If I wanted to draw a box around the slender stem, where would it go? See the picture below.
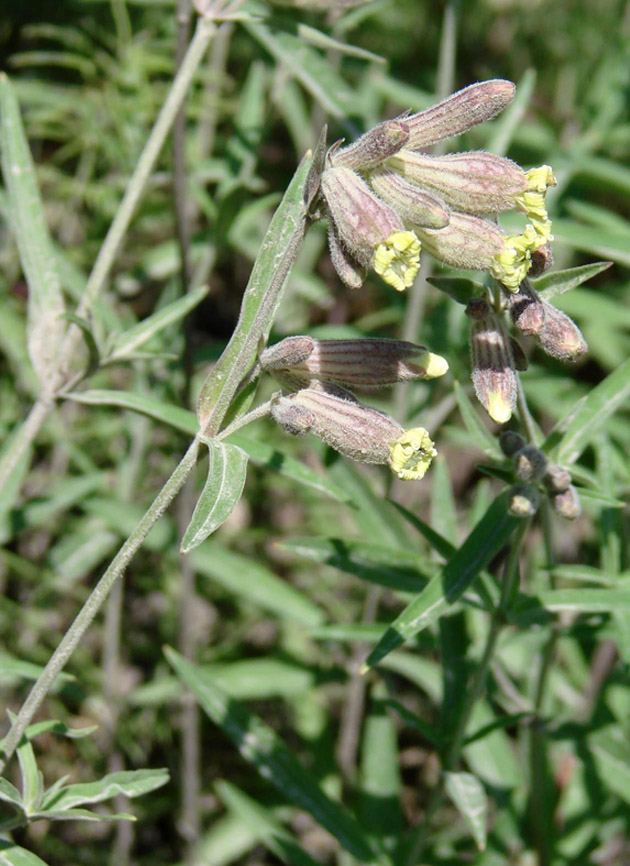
[0,394,54,491]
[0,438,200,772]
[0,15,217,495]
[216,398,275,440]
[405,518,529,866]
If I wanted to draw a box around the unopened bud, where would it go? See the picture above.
[321,166,421,292]
[552,485,581,520]
[270,387,435,480]
[543,464,572,495]
[387,150,528,215]
[260,336,448,390]
[468,299,517,424]
[513,445,547,483]
[499,430,526,457]
[404,80,516,150]
[508,484,540,518]
[369,168,451,229]
[508,282,546,336]
[329,119,409,171]
[538,302,588,361]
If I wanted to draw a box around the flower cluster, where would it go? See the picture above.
[318,80,557,294]
[500,431,582,520]
[262,337,446,480]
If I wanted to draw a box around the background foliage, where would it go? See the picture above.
[1,1,630,865]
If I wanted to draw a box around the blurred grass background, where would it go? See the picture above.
[1,1,630,865]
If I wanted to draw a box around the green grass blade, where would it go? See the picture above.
[546,357,630,464]
[279,536,434,592]
[444,771,487,851]
[364,492,520,669]
[192,544,326,627]
[165,648,382,865]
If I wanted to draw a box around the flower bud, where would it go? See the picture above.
[369,168,451,229]
[552,485,581,520]
[513,445,547,483]
[404,80,516,150]
[508,484,540,518]
[499,430,526,457]
[543,464,572,495]
[537,302,588,361]
[386,150,528,215]
[467,299,517,424]
[260,336,448,390]
[321,166,421,292]
[270,387,436,480]
[329,119,410,171]
[508,282,546,336]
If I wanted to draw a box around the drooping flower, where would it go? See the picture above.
[270,385,436,480]
[467,297,518,424]
[260,336,448,391]
[320,166,421,291]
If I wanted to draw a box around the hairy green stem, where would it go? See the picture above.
[0,438,200,772]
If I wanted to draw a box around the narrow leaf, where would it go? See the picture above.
[0,73,65,386]
[41,769,169,811]
[546,357,630,464]
[165,648,380,865]
[65,390,198,435]
[444,772,488,850]
[279,536,434,592]
[217,781,322,866]
[0,841,51,866]
[180,441,249,552]
[364,492,519,669]
[534,261,612,299]
[108,284,209,360]
[192,544,326,627]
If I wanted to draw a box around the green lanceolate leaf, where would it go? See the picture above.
[279,536,434,592]
[180,440,249,552]
[546,356,630,464]
[192,544,326,627]
[444,771,488,851]
[0,73,65,388]
[534,261,612,299]
[217,781,322,866]
[364,491,520,669]
[107,284,209,361]
[64,390,198,435]
[165,648,382,865]
[426,276,485,305]
[0,841,51,866]
[40,769,169,811]
[196,145,315,433]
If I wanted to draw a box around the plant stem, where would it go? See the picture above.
[405,518,529,866]
[0,438,200,773]
[216,398,275,440]
[0,15,216,497]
